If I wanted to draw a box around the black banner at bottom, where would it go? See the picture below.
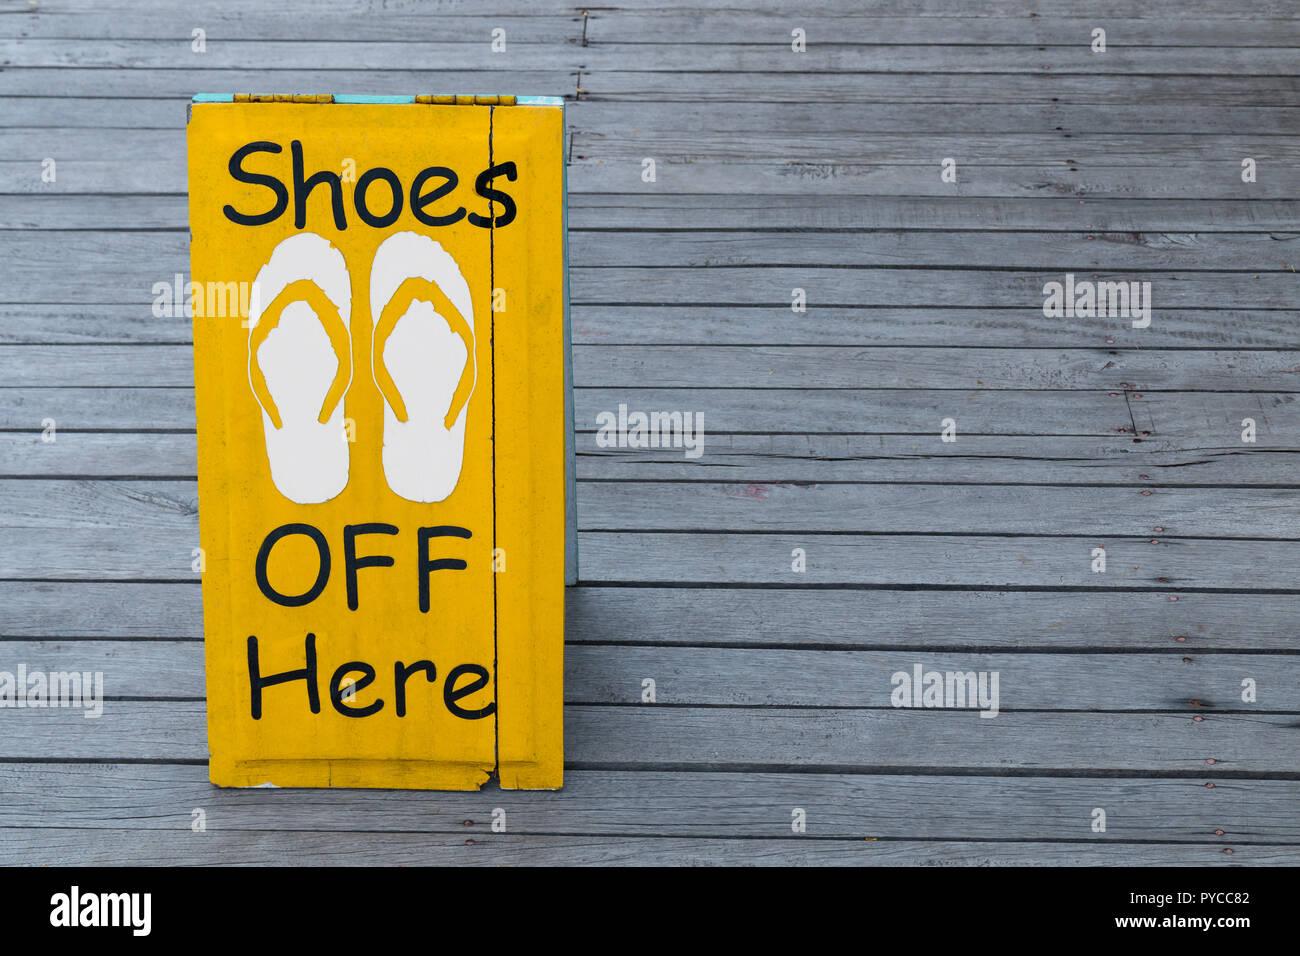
[0,864,1281,942]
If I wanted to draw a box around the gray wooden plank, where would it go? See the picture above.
[6,301,1300,350]
[13,97,1300,136]
[4,155,1293,199]
[0,431,198,475]
[6,431,1298,486]
[569,587,1300,651]
[576,101,1300,134]
[0,67,578,100]
[7,68,1300,106]
[571,0,1300,20]
[576,131,1300,165]
[571,163,1298,199]
[9,8,1300,47]
[3,0,580,12]
[572,230,1300,271]
[571,347,1300,392]
[0,305,194,345]
[1,13,581,42]
[9,126,1300,165]
[8,194,1300,233]
[0,829,1282,866]
[3,388,1293,443]
[564,195,1300,232]
[7,38,1299,74]
[585,12,1300,47]
[3,230,1297,304]
[567,306,1300,349]
[577,436,1300,484]
[7,344,1300,392]
[569,648,1297,711]
[569,269,1300,308]
[8,0,1296,16]
[12,224,1300,271]
[6,514,1300,587]
[5,477,1300,543]
[3,700,1292,772]
[13,638,1295,711]
[11,96,1300,140]
[577,483,1300,537]
[5,582,1296,652]
[0,763,1289,842]
[583,71,1300,105]
[577,532,1300,589]
[0,38,594,70]
[0,387,197,430]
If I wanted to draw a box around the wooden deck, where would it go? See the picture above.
[2,0,1299,865]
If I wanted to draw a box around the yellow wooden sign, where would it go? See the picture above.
[187,95,568,790]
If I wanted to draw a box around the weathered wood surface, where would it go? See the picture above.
[11,99,1300,135]
[11,224,1300,271]
[4,301,1299,349]
[8,639,1296,712]
[10,38,1300,74]
[0,701,1291,775]
[0,0,1297,866]
[10,69,1300,107]
[0,764,1292,843]
[6,831,1287,867]
[3,582,1295,650]
[4,432,1300,485]
[7,194,1300,232]
[3,478,1300,540]
[4,388,1293,443]
[9,344,1300,392]
[5,155,1296,198]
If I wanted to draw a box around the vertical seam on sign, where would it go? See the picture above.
[488,104,499,783]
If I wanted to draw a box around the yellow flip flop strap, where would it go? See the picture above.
[372,277,476,429]
[248,279,352,430]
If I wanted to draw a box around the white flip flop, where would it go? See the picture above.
[369,231,476,504]
[247,233,353,504]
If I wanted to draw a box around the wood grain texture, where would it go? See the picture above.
[4,582,1297,651]
[13,99,1300,135]
[0,582,1296,654]
[1,0,1295,865]
[5,431,1298,485]
[7,38,1300,74]
[2,830,1285,867]
[0,763,1290,842]
[8,344,1300,392]
[7,155,1300,199]
[1,701,1291,775]
[7,638,1293,711]
[4,388,1297,445]
[5,479,1300,585]
[8,194,1300,232]
[577,532,1300,588]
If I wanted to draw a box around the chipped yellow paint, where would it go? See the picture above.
[188,99,565,790]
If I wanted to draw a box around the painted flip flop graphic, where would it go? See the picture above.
[247,233,353,504]
[370,231,477,503]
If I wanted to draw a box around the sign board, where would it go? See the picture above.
[187,94,571,790]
